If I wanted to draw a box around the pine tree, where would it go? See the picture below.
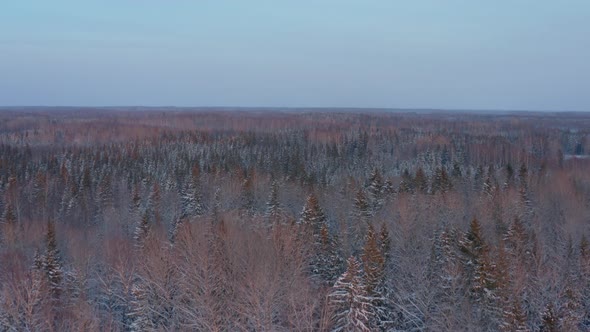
[240,176,255,214]
[129,183,141,215]
[300,193,342,282]
[383,179,394,196]
[362,224,394,330]
[431,167,452,194]
[368,168,384,211]
[328,256,374,332]
[128,279,152,331]
[169,215,184,244]
[362,224,384,295]
[317,224,344,283]
[180,180,205,219]
[414,168,428,194]
[559,286,582,331]
[134,212,150,250]
[379,223,392,264]
[211,188,221,224]
[299,193,327,235]
[3,202,16,225]
[504,163,514,187]
[354,189,372,222]
[398,169,414,194]
[501,299,528,332]
[452,162,462,178]
[539,303,558,332]
[459,218,500,327]
[265,180,282,223]
[147,182,161,225]
[44,220,63,299]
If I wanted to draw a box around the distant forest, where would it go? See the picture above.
[0,109,589,331]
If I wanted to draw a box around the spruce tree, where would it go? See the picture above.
[180,180,204,219]
[240,176,255,214]
[299,193,327,235]
[414,168,428,194]
[265,180,282,223]
[354,189,372,221]
[44,220,63,299]
[539,303,558,332]
[362,224,384,295]
[134,212,150,250]
[328,256,374,332]
[367,168,384,211]
[398,169,414,194]
[459,218,500,327]
[379,223,392,264]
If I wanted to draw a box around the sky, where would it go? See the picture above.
[1,1,589,111]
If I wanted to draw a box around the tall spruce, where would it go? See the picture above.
[328,256,374,332]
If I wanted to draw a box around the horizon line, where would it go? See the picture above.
[0,105,588,114]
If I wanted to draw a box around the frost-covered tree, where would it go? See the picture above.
[539,303,558,332]
[353,189,371,222]
[180,180,205,219]
[265,180,282,223]
[398,169,414,194]
[414,167,429,194]
[299,193,327,235]
[328,256,374,332]
[128,279,152,332]
[299,193,342,282]
[459,218,500,328]
[44,220,63,299]
[362,224,384,295]
[134,212,150,250]
[379,223,392,265]
[367,168,384,211]
[240,176,255,215]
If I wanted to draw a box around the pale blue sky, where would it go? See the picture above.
[1,1,589,110]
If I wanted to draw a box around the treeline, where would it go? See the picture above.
[0,110,589,331]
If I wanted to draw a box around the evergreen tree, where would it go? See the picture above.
[317,224,344,283]
[501,299,528,332]
[354,189,372,222]
[129,183,141,215]
[240,176,255,214]
[44,220,63,299]
[211,188,221,224]
[398,169,414,194]
[328,256,374,332]
[367,168,384,211]
[452,162,462,178]
[459,218,500,328]
[128,279,152,332]
[134,212,150,250]
[414,168,428,194]
[432,167,452,194]
[362,224,384,295]
[265,180,282,223]
[300,193,342,282]
[180,180,205,219]
[299,193,327,235]
[3,202,16,225]
[539,303,558,332]
[379,223,392,264]
[362,224,395,330]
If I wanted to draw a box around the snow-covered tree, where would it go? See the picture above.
[265,180,282,223]
[328,256,374,332]
[367,168,384,211]
[44,220,63,299]
[180,180,205,219]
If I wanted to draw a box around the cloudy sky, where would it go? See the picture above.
[1,1,589,111]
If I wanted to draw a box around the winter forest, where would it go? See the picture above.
[0,108,589,331]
